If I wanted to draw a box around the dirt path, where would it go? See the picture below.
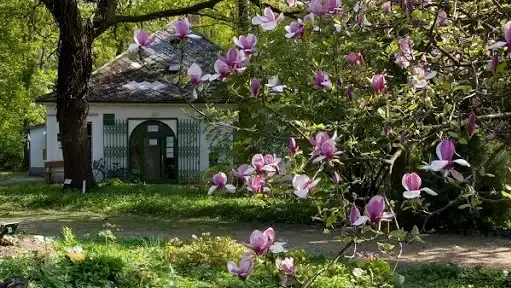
[3,211,511,269]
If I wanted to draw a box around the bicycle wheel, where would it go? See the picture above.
[92,168,105,182]
[115,168,135,182]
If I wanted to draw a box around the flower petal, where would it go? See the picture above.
[449,169,464,181]
[352,215,369,226]
[420,187,438,196]
[403,190,421,199]
[225,184,236,193]
[487,41,507,50]
[430,160,450,171]
[294,189,308,198]
[453,159,470,167]
[207,185,217,195]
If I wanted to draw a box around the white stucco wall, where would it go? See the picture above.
[44,103,233,173]
[29,126,46,169]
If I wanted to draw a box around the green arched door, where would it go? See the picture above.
[129,120,177,183]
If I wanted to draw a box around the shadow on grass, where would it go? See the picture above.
[0,183,316,224]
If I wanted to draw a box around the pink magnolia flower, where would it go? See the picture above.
[218,48,248,72]
[227,253,254,280]
[244,228,275,255]
[349,205,362,226]
[331,171,340,185]
[252,7,284,31]
[421,139,470,181]
[410,66,437,89]
[276,257,295,275]
[208,172,236,195]
[352,195,394,226]
[232,164,255,180]
[285,19,305,39]
[187,63,210,85]
[172,18,201,40]
[266,76,287,93]
[491,54,499,73]
[399,37,414,55]
[134,30,155,47]
[289,137,298,156]
[371,74,386,94]
[347,85,354,101]
[355,13,371,26]
[292,174,320,198]
[309,0,341,15]
[383,123,390,136]
[382,1,391,13]
[311,132,341,164]
[288,0,298,7]
[251,154,266,173]
[438,11,448,27]
[402,172,437,199]
[345,52,363,65]
[250,79,261,97]
[466,112,478,136]
[234,34,257,54]
[213,59,231,80]
[264,154,281,172]
[395,55,411,69]
[313,71,332,89]
[128,30,156,52]
[487,21,511,50]
[246,175,270,193]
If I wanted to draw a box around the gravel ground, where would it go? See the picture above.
[3,211,511,268]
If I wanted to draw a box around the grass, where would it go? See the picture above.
[1,229,508,288]
[397,263,511,288]
[0,183,317,224]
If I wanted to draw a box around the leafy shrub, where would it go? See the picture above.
[165,233,247,268]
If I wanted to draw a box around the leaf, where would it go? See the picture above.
[501,191,511,199]
[411,225,420,237]
[458,138,468,144]
[377,107,386,118]
[505,184,511,191]
[388,229,408,241]
[458,204,471,210]
[393,273,406,285]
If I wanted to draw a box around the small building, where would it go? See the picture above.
[28,124,46,176]
[34,26,234,183]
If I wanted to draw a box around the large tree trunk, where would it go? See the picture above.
[56,22,96,190]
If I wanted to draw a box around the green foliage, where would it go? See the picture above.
[398,263,510,288]
[165,233,246,268]
[3,228,488,288]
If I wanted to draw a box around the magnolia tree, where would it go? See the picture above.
[131,0,511,285]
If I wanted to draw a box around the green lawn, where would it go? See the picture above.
[0,183,317,224]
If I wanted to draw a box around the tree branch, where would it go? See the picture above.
[249,0,301,18]
[112,0,224,24]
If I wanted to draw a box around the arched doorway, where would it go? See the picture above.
[129,120,177,183]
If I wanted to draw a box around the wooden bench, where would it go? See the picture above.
[44,161,64,184]
[0,222,19,240]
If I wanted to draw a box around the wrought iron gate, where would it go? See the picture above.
[103,119,128,171]
[178,119,201,184]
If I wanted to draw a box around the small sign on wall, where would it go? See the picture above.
[149,139,158,146]
[147,125,159,132]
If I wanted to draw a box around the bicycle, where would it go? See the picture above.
[92,158,136,182]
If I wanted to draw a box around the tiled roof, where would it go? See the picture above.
[37,25,229,104]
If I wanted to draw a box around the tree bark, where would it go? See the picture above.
[56,23,96,190]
